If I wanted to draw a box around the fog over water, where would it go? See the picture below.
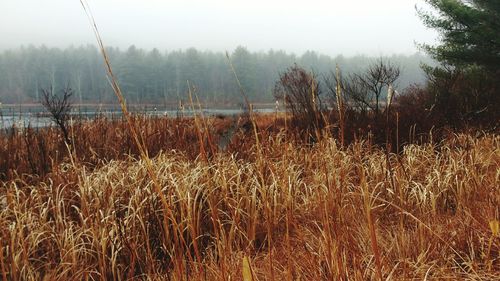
[0,0,438,56]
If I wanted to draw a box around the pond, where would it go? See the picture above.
[0,105,277,129]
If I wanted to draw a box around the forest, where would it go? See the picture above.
[0,45,433,105]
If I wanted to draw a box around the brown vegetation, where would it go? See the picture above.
[0,115,242,183]
[1,3,497,278]
[0,116,498,280]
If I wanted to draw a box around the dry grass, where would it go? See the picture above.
[0,115,241,182]
[0,129,498,280]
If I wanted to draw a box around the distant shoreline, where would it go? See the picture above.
[0,102,277,109]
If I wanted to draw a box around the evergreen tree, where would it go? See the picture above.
[418,0,500,72]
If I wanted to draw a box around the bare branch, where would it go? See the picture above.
[40,87,73,144]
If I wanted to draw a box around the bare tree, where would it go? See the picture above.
[40,87,73,144]
[328,59,400,118]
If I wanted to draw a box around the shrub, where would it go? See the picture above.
[273,65,324,139]
[424,65,500,129]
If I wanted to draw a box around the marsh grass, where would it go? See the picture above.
[0,131,498,280]
[0,116,236,182]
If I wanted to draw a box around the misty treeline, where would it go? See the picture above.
[0,45,433,105]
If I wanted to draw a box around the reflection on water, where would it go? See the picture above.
[0,115,53,129]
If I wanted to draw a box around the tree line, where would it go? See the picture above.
[0,45,433,105]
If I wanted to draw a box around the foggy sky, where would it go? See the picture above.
[0,0,438,56]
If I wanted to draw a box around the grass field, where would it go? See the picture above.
[0,118,498,280]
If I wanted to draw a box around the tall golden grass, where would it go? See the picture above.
[0,130,498,280]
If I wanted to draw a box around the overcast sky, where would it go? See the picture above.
[0,0,438,56]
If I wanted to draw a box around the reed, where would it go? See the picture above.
[0,130,497,280]
[336,64,345,147]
